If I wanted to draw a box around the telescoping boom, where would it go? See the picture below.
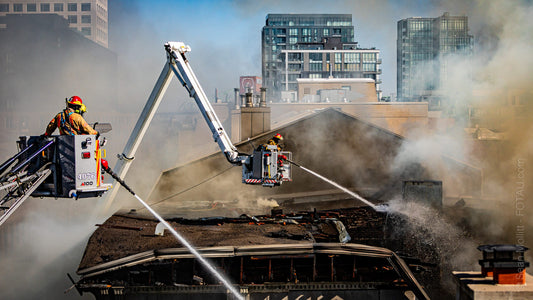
[164,42,245,165]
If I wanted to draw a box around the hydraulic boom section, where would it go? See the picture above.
[165,42,244,165]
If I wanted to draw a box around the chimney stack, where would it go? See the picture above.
[234,88,240,109]
[233,88,270,141]
[478,244,529,285]
[453,244,533,299]
[259,87,267,107]
[245,91,254,107]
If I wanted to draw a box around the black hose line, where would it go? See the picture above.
[102,166,136,196]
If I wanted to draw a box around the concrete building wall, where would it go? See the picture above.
[297,78,378,102]
[235,107,271,141]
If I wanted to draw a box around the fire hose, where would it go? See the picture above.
[101,160,136,196]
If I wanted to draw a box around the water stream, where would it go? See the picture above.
[133,194,244,300]
[296,165,378,210]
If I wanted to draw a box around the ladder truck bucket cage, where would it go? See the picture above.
[0,132,112,226]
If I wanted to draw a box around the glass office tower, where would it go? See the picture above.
[397,13,473,106]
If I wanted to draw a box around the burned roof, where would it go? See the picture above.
[79,209,350,271]
[76,207,429,300]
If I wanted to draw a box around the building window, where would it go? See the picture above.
[81,15,91,23]
[288,63,301,72]
[288,74,299,81]
[41,3,50,12]
[344,53,360,63]
[13,4,23,12]
[68,15,77,24]
[288,53,301,61]
[27,3,36,12]
[335,53,342,63]
[323,28,329,36]
[309,53,322,62]
[309,62,322,71]
[363,63,376,71]
[54,3,63,11]
[275,36,286,44]
[68,3,77,11]
[81,3,91,11]
[344,63,359,71]
[0,4,8,12]
[81,27,91,36]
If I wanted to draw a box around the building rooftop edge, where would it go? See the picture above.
[296,78,375,83]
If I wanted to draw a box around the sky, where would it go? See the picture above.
[108,0,476,99]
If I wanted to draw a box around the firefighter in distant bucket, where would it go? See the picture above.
[259,133,284,152]
[43,96,98,136]
[258,133,288,173]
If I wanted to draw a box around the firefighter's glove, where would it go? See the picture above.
[280,154,288,161]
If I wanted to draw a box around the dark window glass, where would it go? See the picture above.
[68,3,77,11]
[13,4,23,12]
[81,3,90,11]
[54,3,63,11]
[68,15,77,24]
[41,3,50,12]
[27,3,36,12]
[0,4,8,12]
[81,15,91,24]
[81,27,91,36]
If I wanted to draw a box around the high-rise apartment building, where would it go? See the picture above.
[262,14,381,101]
[280,47,381,100]
[0,0,108,47]
[397,12,473,105]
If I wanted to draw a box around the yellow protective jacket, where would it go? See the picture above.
[257,139,281,152]
[44,108,98,136]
